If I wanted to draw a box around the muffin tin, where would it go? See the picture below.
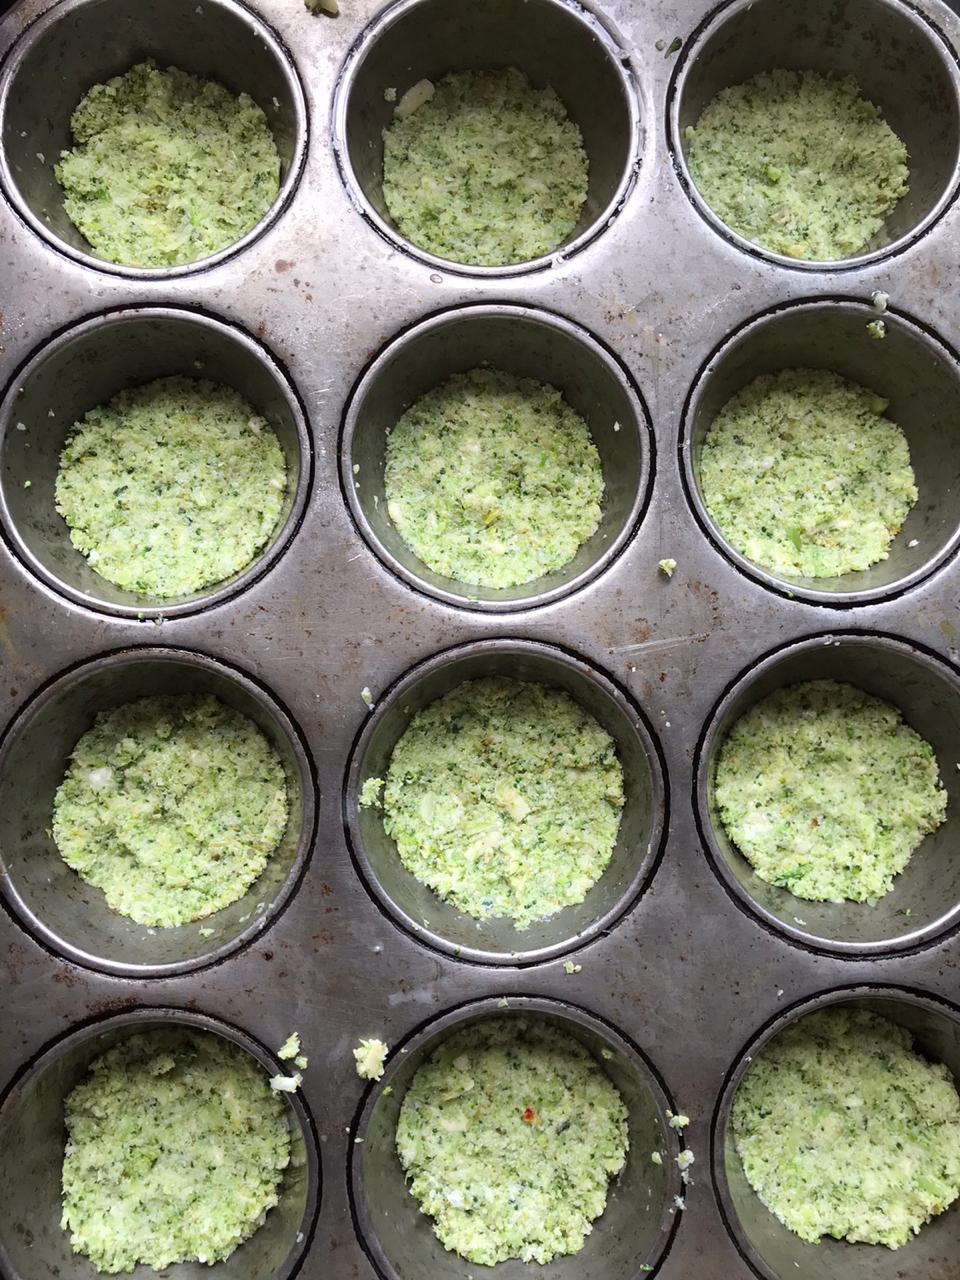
[0,0,959,1277]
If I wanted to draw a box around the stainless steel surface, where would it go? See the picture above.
[713,986,960,1280]
[342,305,652,611]
[0,0,959,1275]
[350,996,682,1279]
[346,639,666,964]
[0,1007,321,1280]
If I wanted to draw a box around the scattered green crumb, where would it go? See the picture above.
[384,368,603,590]
[700,368,917,578]
[359,776,384,808]
[55,60,280,267]
[294,1055,308,1071]
[658,558,677,578]
[396,1017,628,1265]
[380,677,624,928]
[277,1032,301,1062]
[354,1037,389,1081]
[384,86,397,103]
[383,1085,393,1097]
[871,290,890,313]
[715,680,946,902]
[22,479,31,488]
[601,1048,613,1060]
[677,1148,695,1171]
[685,69,909,260]
[668,1113,690,1130]
[55,376,286,598]
[360,687,375,710]
[61,1029,290,1273]
[732,1007,960,1246]
[664,37,682,57]
[651,1150,663,1165]
[52,693,289,927]
[867,319,888,339]
[198,926,214,939]
[383,67,588,265]
[562,960,582,974]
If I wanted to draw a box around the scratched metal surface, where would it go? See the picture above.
[0,0,959,1278]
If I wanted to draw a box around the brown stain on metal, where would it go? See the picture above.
[52,967,81,987]
[275,259,295,273]
[312,928,335,946]
[940,619,956,641]
[687,579,723,632]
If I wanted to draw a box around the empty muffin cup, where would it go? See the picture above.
[0,0,307,275]
[0,647,317,976]
[0,1007,320,1280]
[695,633,960,956]
[681,299,960,604]
[668,0,960,267]
[332,0,641,274]
[714,985,960,1280]
[0,307,311,618]
[341,304,652,611]
[345,638,666,965]
[350,995,681,1280]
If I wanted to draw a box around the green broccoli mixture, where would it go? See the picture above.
[732,1007,960,1247]
[52,693,289,927]
[55,376,287,599]
[370,677,624,928]
[382,68,588,265]
[61,1028,291,1273]
[396,1017,628,1265]
[55,60,280,267]
[699,368,917,578]
[715,680,946,902]
[685,70,909,260]
[384,368,603,589]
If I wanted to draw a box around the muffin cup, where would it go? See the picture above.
[341,304,652,611]
[345,638,666,965]
[350,995,681,1280]
[667,0,960,268]
[695,632,960,956]
[714,985,960,1280]
[0,647,317,976]
[332,0,642,275]
[0,0,307,276]
[0,307,312,618]
[0,1007,321,1280]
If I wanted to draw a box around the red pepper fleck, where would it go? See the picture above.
[522,1107,535,1123]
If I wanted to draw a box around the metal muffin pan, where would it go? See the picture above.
[1,0,960,1276]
